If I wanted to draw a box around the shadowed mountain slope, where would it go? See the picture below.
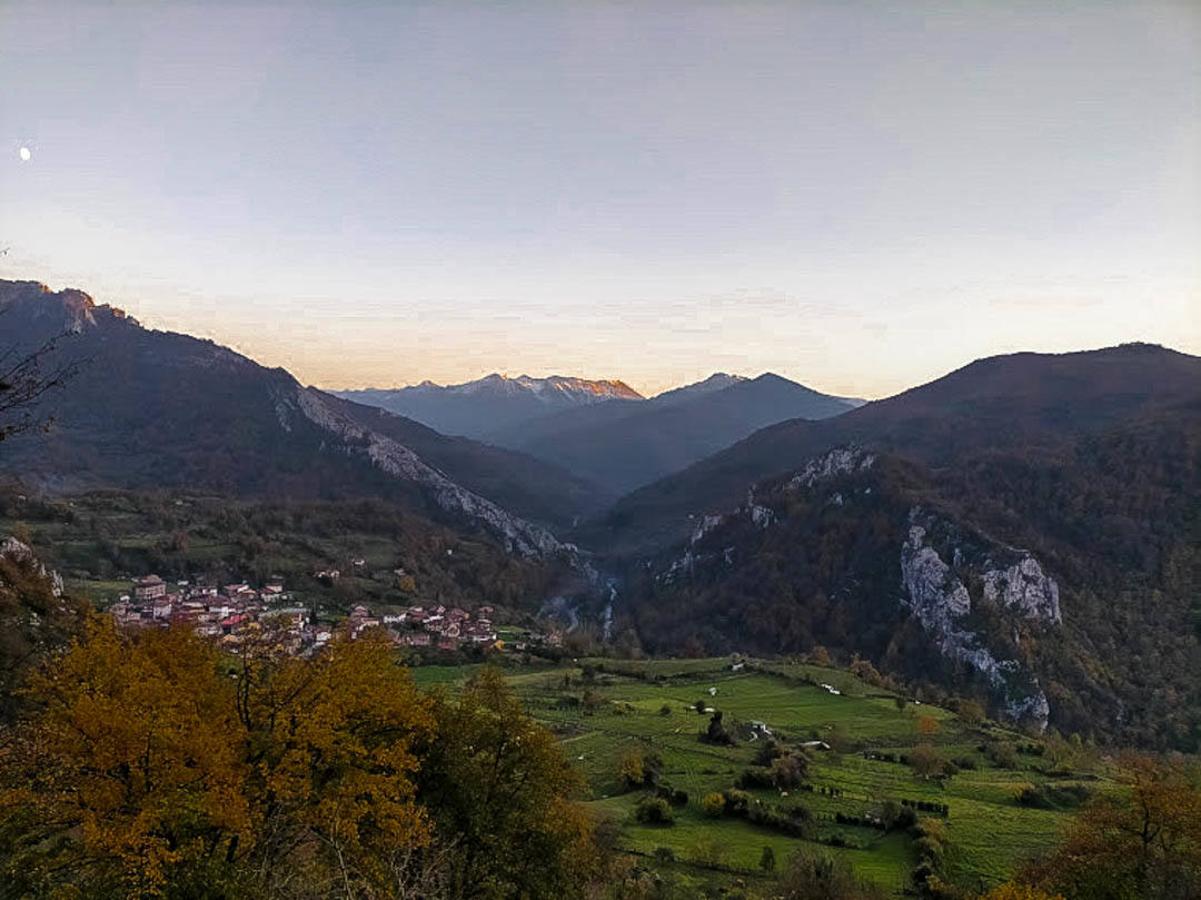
[587,344,1201,556]
[490,372,858,494]
[0,280,606,552]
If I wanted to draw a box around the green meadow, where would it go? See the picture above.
[414,657,1103,897]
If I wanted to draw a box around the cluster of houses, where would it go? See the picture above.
[109,574,317,652]
[347,602,499,651]
[109,574,507,656]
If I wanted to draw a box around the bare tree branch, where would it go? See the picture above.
[0,315,81,443]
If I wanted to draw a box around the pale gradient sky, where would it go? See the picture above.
[2,1,1198,399]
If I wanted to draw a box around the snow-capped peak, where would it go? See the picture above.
[425,373,642,404]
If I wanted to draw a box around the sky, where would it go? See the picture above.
[1,1,1198,399]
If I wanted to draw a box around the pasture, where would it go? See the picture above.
[417,656,1102,897]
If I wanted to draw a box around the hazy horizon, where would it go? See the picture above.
[3,1,1198,398]
[12,269,1199,403]
[324,340,1197,402]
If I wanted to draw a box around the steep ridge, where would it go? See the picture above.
[313,392,613,526]
[0,279,601,554]
[647,372,747,405]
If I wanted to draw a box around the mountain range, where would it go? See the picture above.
[344,371,860,494]
[336,374,643,440]
[489,373,859,494]
[3,276,1200,748]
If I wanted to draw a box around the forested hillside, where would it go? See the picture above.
[589,344,1201,556]
[621,401,1201,749]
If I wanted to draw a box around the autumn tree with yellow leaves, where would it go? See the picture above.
[0,620,596,899]
[0,620,250,896]
[231,627,436,897]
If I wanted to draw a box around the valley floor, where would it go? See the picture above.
[412,657,1101,897]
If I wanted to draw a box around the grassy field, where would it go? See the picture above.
[415,656,1104,897]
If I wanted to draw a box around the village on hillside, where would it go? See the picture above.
[107,571,560,657]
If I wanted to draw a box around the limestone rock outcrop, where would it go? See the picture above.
[899,510,1057,729]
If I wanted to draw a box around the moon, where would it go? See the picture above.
[18,147,31,162]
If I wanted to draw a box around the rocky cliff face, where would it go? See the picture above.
[900,511,1056,728]
[900,523,971,621]
[0,536,64,597]
[982,557,1061,623]
[660,488,779,583]
[283,387,571,560]
[643,446,1062,729]
[788,445,876,489]
[661,446,879,584]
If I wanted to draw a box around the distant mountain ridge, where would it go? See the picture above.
[0,279,606,556]
[488,372,858,495]
[649,372,746,404]
[336,374,642,439]
[339,370,861,492]
[412,372,642,399]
